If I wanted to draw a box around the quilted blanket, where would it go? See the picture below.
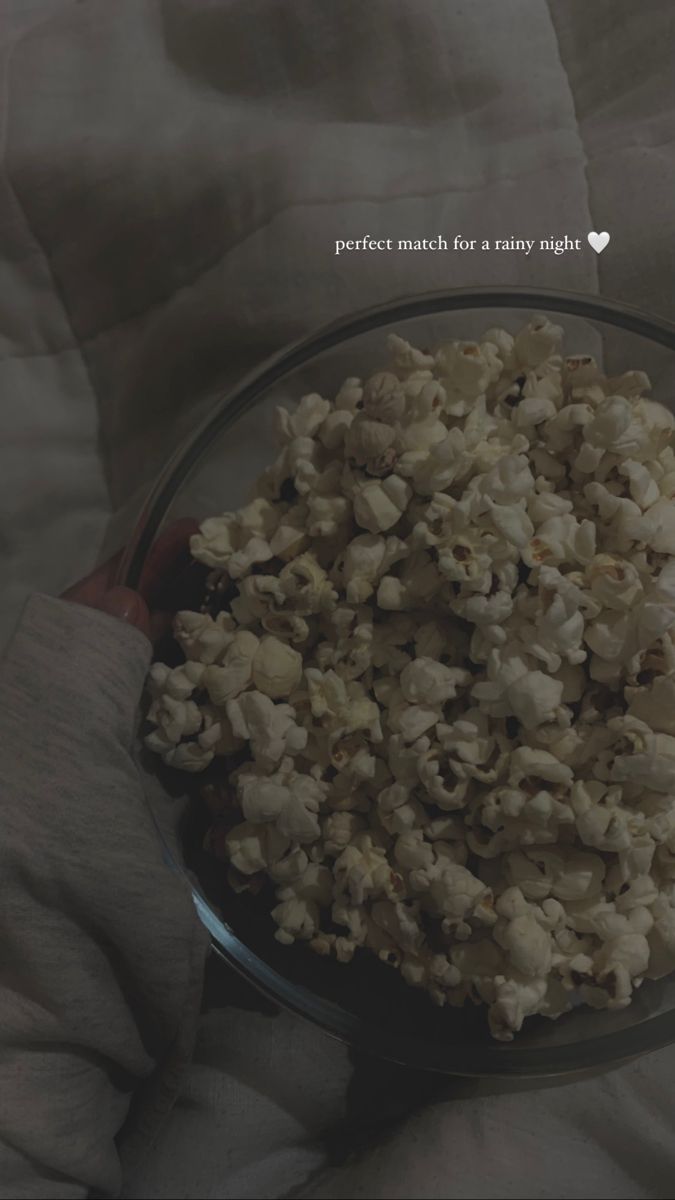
[1,2,674,1197]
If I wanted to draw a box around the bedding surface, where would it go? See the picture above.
[1,2,674,1197]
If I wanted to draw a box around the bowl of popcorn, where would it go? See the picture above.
[125,288,675,1075]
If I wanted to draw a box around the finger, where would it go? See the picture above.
[138,518,206,614]
[149,610,174,644]
[61,550,124,606]
[63,519,204,638]
[98,587,151,640]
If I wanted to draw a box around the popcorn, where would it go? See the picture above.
[647,897,675,978]
[594,932,650,1007]
[251,635,303,699]
[190,514,238,568]
[197,705,242,756]
[632,496,675,554]
[279,552,337,613]
[627,675,675,734]
[362,371,406,423]
[202,630,259,704]
[334,834,397,906]
[261,610,310,643]
[226,691,307,770]
[587,555,643,611]
[436,340,501,398]
[610,725,675,794]
[271,897,320,945]
[417,752,470,811]
[426,862,490,926]
[227,535,273,580]
[323,811,365,856]
[371,899,425,954]
[345,416,396,465]
[487,500,534,548]
[236,762,326,843]
[394,701,439,743]
[147,693,202,745]
[306,493,350,539]
[337,533,408,604]
[174,610,236,664]
[387,333,436,375]
[225,821,290,875]
[619,460,660,510]
[482,454,536,505]
[497,913,552,977]
[399,657,469,706]
[514,314,563,367]
[269,517,309,561]
[334,376,364,413]
[148,660,205,701]
[162,741,215,773]
[488,976,549,1040]
[511,395,557,428]
[506,671,564,729]
[146,315,675,1040]
[353,475,412,533]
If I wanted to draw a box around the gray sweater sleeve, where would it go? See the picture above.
[0,595,209,1199]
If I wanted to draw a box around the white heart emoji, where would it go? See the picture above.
[588,231,610,254]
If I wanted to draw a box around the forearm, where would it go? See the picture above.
[0,595,208,1198]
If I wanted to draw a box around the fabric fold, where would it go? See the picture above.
[0,595,209,1199]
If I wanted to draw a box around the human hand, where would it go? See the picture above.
[2,520,210,1199]
[61,518,201,643]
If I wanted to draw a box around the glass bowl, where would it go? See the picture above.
[122,287,675,1077]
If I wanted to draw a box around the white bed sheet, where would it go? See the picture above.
[1,2,674,1197]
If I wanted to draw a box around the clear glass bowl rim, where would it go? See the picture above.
[123,285,675,1076]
